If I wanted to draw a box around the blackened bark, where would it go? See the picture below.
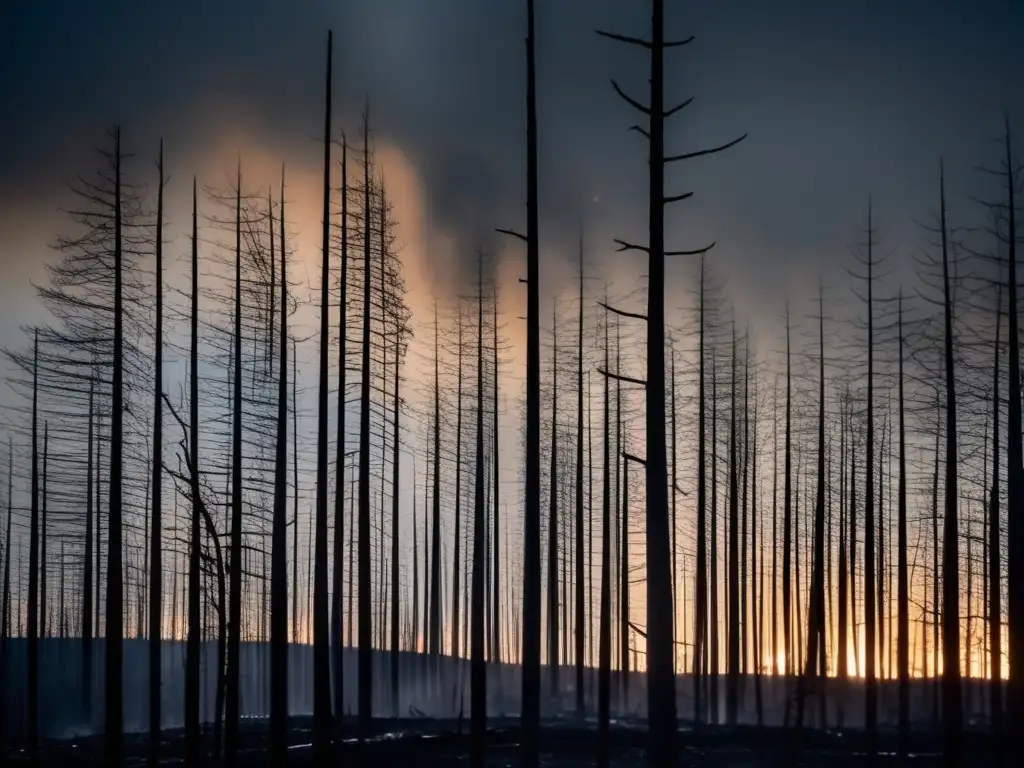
[332,139,348,730]
[148,139,164,767]
[520,0,542,761]
[313,31,334,759]
[898,293,909,756]
[454,321,465,659]
[694,255,708,725]
[83,380,94,718]
[1002,119,1022,742]
[598,301,612,768]
[575,238,585,717]
[548,305,559,693]
[989,284,1002,735]
[492,294,501,665]
[185,178,201,768]
[270,174,289,761]
[106,127,125,764]
[939,161,962,766]
[28,331,39,759]
[390,318,402,715]
[727,318,740,726]
[225,160,243,765]
[470,251,487,767]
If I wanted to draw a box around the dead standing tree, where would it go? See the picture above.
[596,1,744,761]
[495,0,541,763]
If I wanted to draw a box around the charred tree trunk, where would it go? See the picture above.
[898,293,909,756]
[357,104,374,735]
[694,256,708,725]
[148,139,165,767]
[989,284,1002,737]
[548,305,559,695]
[784,309,793,675]
[390,322,402,714]
[470,251,487,767]
[185,179,202,768]
[575,238,585,716]
[710,353,720,723]
[799,286,827,727]
[225,161,244,765]
[492,292,501,666]
[727,318,740,726]
[864,201,878,752]
[454,320,465,659]
[598,301,612,768]
[312,30,334,758]
[270,174,289,760]
[520,0,542,761]
[28,331,40,759]
[332,138,348,731]
[429,305,442,662]
[106,127,125,764]
[939,161,962,766]
[1002,119,1022,744]
[83,380,94,718]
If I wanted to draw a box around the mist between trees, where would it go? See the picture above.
[0,3,1022,768]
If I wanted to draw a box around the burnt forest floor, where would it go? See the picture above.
[2,716,1005,766]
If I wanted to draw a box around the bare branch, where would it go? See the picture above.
[613,238,649,253]
[496,228,527,243]
[611,80,651,115]
[595,30,695,49]
[664,192,694,205]
[666,242,716,256]
[599,301,648,321]
[665,36,696,48]
[595,30,652,49]
[665,134,748,164]
[597,368,647,387]
[664,96,695,118]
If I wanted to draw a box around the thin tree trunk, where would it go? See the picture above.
[185,179,201,767]
[492,291,501,666]
[710,353,720,723]
[939,161,962,766]
[332,139,349,730]
[270,172,289,760]
[453,320,464,659]
[430,304,442,665]
[575,237,585,716]
[864,201,878,751]
[784,309,793,675]
[106,128,125,764]
[548,304,559,696]
[598,300,612,768]
[83,381,94,718]
[1001,118,1021,743]
[148,140,164,765]
[727,318,740,725]
[225,160,244,765]
[989,284,1002,735]
[799,286,827,729]
[27,331,40,759]
[898,293,909,756]
[390,315,402,715]
[470,250,487,767]
[519,0,542,761]
[312,31,334,758]
[694,254,707,725]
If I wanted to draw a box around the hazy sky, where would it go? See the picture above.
[0,0,1019,665]
[2,0,1021,311]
